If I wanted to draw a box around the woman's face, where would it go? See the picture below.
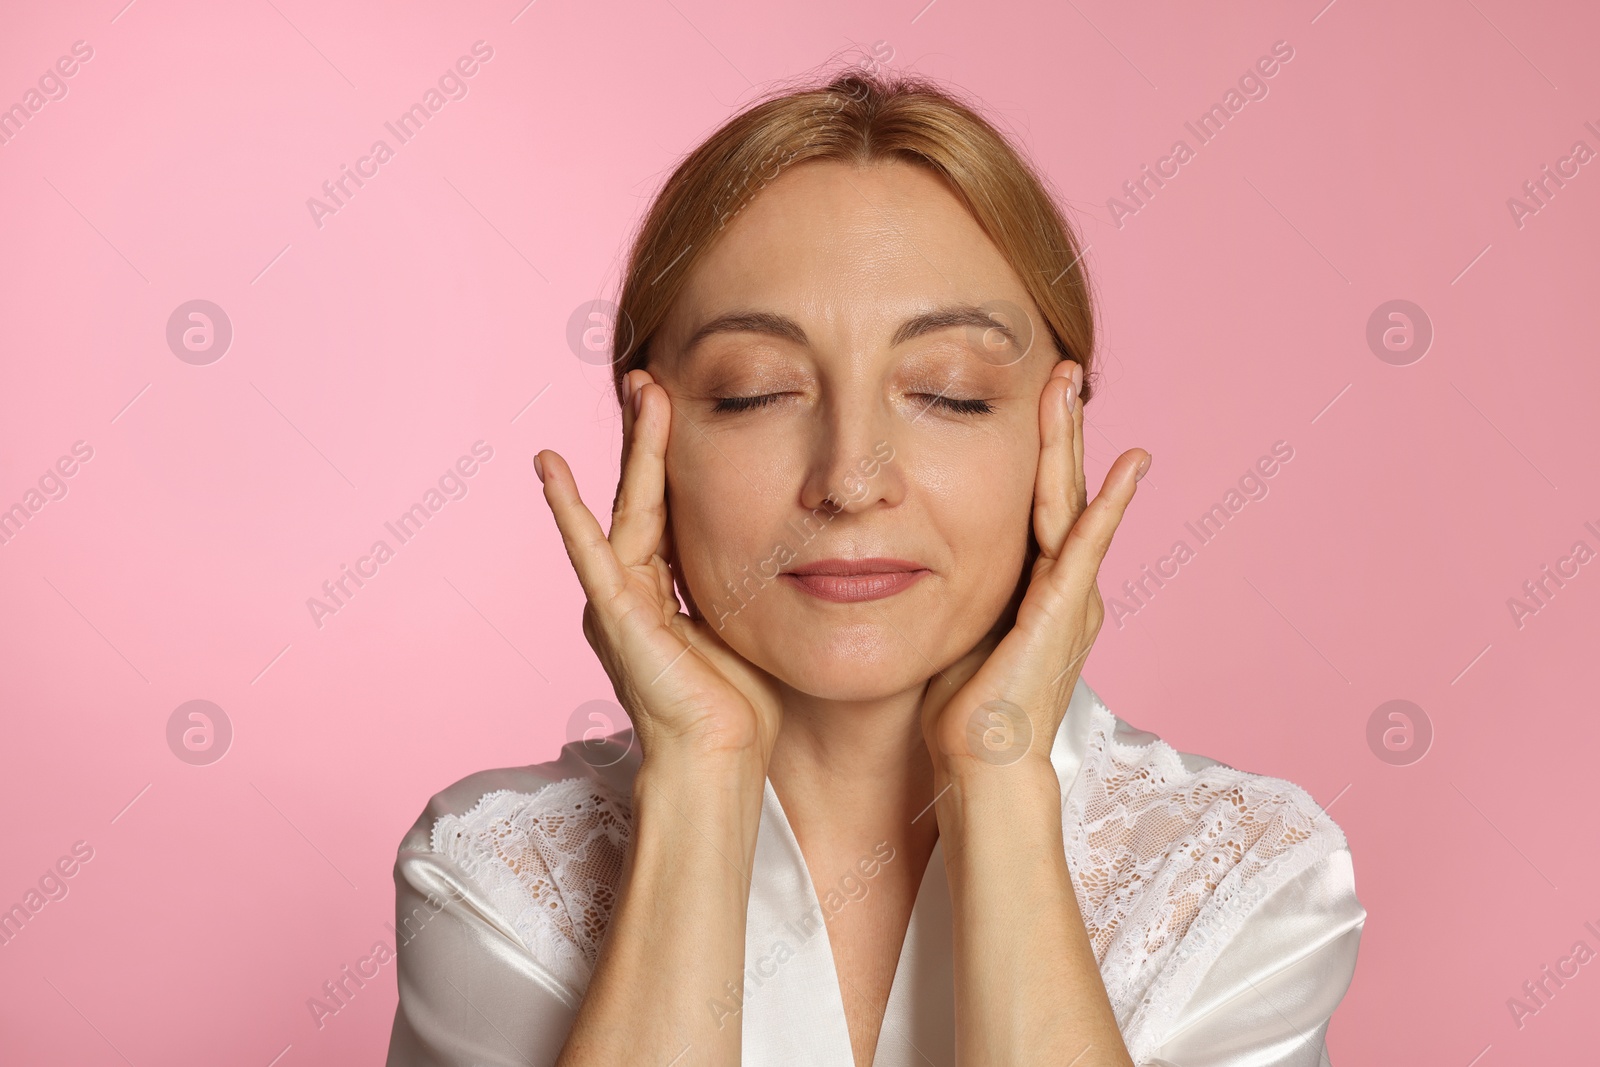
[649,158,1059,702]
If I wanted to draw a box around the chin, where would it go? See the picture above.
[775,660,932,703]
[739,620,943,702]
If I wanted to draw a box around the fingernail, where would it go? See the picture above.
[632,382,645,416]
[1134,453,1151,482]
[623,373,636,408]
[1063,379,1077,411]
[1070,362,1083,393]
[534,452,546,484]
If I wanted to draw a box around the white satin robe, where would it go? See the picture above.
[385,677,1366,1066]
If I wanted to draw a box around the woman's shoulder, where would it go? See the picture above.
[1068,681,1355,908]
[1072,681,1349,861]
[1067,682,1365,1054]
[398,730,642,847]
[391,731,643,981]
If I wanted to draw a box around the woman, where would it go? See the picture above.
[386,67,1365,1067]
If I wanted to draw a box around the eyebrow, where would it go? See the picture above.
[680,303,1023,359]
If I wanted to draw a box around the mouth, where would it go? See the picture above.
[780,558,931,603]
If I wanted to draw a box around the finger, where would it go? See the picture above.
[1055,447,1150,598]
[537,447,629,605]
[1031,361,1078,558]
[613,369,641,515]
[1070,363,1086,515]
[654,505,680,606]
[651,557,678,614]
[608,377,671,568]
[618,369,678,576]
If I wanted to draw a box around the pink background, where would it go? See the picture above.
[2,0,1596,1063]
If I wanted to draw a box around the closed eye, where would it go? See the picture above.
[712,393,995,415]
[912,394,995,416]
[712,393,792,413]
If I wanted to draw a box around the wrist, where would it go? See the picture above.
[635,747,768,830]
[638,741,768,790]
[932,754,1064,831]
[630,749,768,888]
[932,746,1061,790]
[932,758,1071,906]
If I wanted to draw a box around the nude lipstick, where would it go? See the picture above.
[781,558,930,603]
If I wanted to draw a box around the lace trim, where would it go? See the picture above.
[1064,696,1348,1064]
[430,703,1347,1060]
[430,777,632,984]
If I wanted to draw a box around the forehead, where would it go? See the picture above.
[661,159,1032,352]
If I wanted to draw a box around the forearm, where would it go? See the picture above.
[936,757,1134,1067]
[556,750,766,1067]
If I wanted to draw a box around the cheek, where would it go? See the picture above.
[912,435,1036,592]
[665,444,780,583]
[915,432,1036,525]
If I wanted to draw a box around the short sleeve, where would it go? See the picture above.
[384,828,583,1066]
[1139,847,1366,1067]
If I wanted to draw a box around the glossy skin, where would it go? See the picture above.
[650,159,1052,707]
[535,158,1149,1067]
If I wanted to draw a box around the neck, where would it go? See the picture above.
[766,682,941,871]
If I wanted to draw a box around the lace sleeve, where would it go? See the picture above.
[385,776,637,1067]
[1139,847,1365,1066]
[430,778,633,986]
[1064,703,1359,1066]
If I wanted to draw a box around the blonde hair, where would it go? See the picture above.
[609,62,1098,406]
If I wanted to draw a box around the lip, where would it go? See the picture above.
[781,558,930,603]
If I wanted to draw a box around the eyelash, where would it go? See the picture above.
[712,393,996,416]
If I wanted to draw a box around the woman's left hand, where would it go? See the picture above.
[919,359,1150,771]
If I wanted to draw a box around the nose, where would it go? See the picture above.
[797,392,904,515]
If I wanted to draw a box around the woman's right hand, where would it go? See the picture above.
[535,369,783,771]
